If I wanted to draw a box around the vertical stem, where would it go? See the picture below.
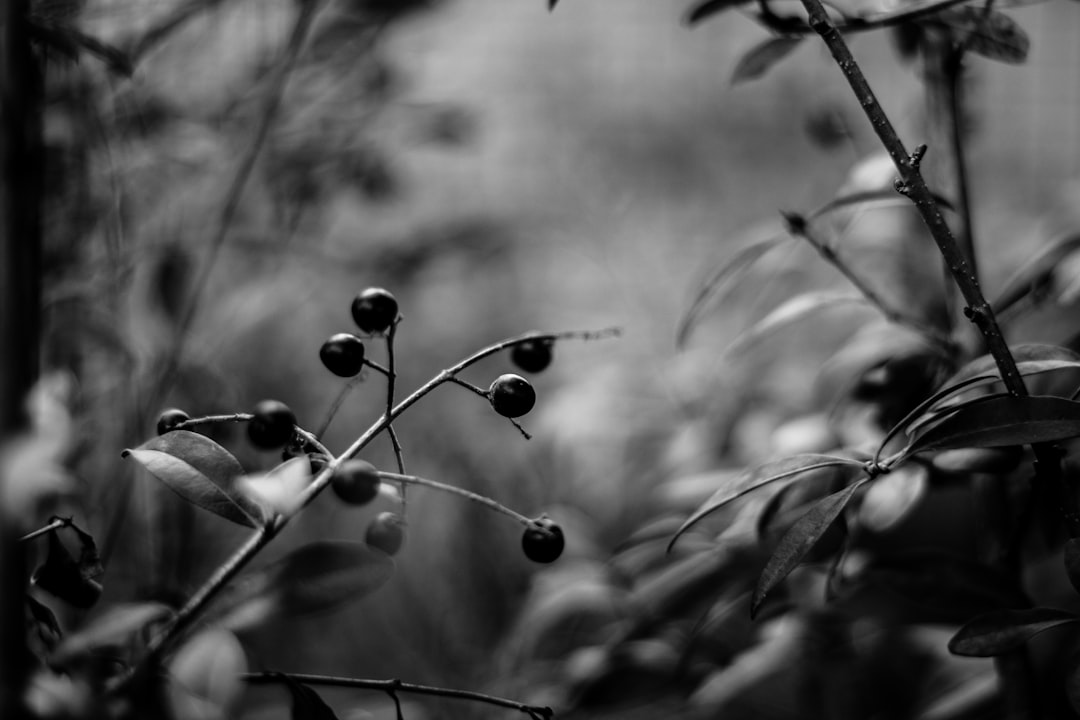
[0,0,41,716]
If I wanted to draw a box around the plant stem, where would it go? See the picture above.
[793,2,1058,715]
[243,672,554,717]
[378,471,532,526]
[384,323,408,506]
[18,517,68,543]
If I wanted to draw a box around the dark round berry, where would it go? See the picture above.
[365,512,406,556]
[320,333,366,377]
[511,339,553,374]
[489,374,536,418]
[522,517,564,564]
[156,408,190,435]
[351,288,399,334]
[247,400,297,449]
[332,460,381,505]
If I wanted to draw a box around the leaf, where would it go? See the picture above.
[52,603,173,664]
[123,430,264,528]
[751,480,865,618]
[905,391,1013,440]
[731,36,804,85]
[948,608,1079,657]
[907,395,1080,455]
[68,520,104,582]
[993,235,1080,314]
[676,234,790,348]
[549,0,559,9]
[684,0,752,25]
[936,7,1029,64]
[807,188,955,221]
[215,541,394,631]
[725,291,870,356]
[942,344,1080,388]
[168,628,247,720]
[238,457,311,517]
[668,454,863,551]
[280,674,340,720]
[857,463,928,532]
[32,529,102,609]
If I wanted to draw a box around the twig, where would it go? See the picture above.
[781,211,956,352]
[378,471,532,526]
[243,672,554,717]
[383,323,408,506]
[18,517,68,543]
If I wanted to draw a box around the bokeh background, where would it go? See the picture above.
[30,0,1080,717]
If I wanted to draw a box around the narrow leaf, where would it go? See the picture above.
[123,430,264,528]
[857,463,928,532]
[907,395,1080,454]
[668,454,863,551]
[942,344,1080,387]
[751,480,865,618]
[993,235,1080,314]
[731,37,804,85]
[685,0,752,25]
[52,602,173,664]
[725,291,869,356]
[937,7,1029,64]
[808,188,955,221]
[677,234,789,348]
[949,608,1079,657]
[905,391,1013,440]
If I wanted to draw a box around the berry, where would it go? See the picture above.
[351,288,399,334]
[489,374,536,418]
[320,333,366,377]
[511,339,553,374]
[522,517,564,563]
[332,460,381,505]
[156,408,190,435]
[365,512,406,555]
[247,400,296,449]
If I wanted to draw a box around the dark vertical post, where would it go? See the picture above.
[1,0,43,716]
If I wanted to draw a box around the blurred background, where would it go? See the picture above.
[20,0,1080,717]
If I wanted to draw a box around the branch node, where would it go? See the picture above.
[908,143,928,171]
[893,177,911,196]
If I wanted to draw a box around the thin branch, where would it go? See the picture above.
[378,471,532,526]
[18,517,68,543]
[383,323,408,506]
[781,211,956,352]
[243,673,554,717]
[447,376,489,399]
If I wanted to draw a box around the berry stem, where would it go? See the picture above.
[115,327,619,688]
[173,412,252,431]
[377,471,532,526]
[447,376,488,398]
[242,672,554,718]
[315,375,363,439]
[384,323,408,507]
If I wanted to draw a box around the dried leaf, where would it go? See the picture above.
[751,480,866,617]
[731,37,804,85]
[668,454,863,551]
[949,608,1079,657]
[123,430,264,528]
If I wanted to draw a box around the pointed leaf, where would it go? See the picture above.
[942,344,1080,388]
[993,235,1080,314]
[751,480,865,618]
[685,0,752,25]
[949,608,1079,657]
[280,674,340,720]
[677,234,789,348]
[52,602,173,664]
[907,395,1080,454]
[668,454,863,551]
[726,291,870,356]
[937,7,1029,64]
[123,430,264,528]
[808,188,954,221]
[857,463,928,532]
[731,36,804,85]
[168,628,247,720]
